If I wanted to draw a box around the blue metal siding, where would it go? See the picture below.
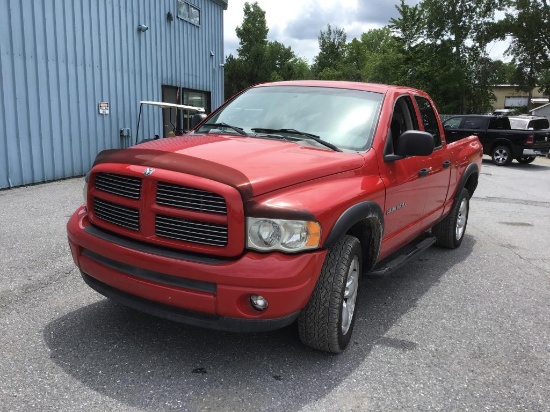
[0,0,225,189]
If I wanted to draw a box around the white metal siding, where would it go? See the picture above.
[0,0,225,189]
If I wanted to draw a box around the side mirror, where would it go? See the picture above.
[191,113,207,129]
[395,130,434,157]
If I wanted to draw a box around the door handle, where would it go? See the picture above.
[418,168,430,177]
[443,160,452,168]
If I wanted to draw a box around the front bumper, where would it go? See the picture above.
[67,206,327,332]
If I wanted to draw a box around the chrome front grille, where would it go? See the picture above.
[156,215,228,247]
[157,182,227,215]
[93,198,140,231]
[95,173,142,199]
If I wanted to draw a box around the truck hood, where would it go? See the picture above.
[93,134,365,199]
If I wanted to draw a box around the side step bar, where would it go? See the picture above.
[367,233,436,277]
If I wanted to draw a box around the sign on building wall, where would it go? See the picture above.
[98,102,110,115]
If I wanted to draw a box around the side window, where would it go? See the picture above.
[463,117,484,129]
[444,117,462,129]
[386,96,420,155]
[415,96,442,148]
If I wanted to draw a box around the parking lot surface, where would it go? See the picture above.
[1,157,549,411]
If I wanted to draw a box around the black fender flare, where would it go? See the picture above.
[323,202,384,272]
[324,202,384,248]
[455,162,479,199]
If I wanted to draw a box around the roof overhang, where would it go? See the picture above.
[210,0,228,10]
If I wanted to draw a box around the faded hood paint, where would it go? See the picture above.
[93,134,365,199]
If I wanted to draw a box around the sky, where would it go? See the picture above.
[223,0,509,64]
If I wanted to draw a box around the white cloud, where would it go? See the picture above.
[223,0,508,63]
[223,0,408,63]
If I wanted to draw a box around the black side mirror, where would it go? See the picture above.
[394,130,434,157]
[191,114,207,129]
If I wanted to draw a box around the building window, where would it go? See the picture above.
[183,89,211,130]
[177,1,200,26]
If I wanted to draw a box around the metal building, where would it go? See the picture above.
[0,0,228,189]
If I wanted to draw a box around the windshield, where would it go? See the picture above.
[198,86,384,151]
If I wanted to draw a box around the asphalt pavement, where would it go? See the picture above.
[0,157,549,411]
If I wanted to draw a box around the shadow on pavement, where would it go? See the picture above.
[482,158,550,172]
[44,236,475,411]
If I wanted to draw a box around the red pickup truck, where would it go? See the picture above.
[67,81,483,353]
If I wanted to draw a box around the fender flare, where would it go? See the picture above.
[323,201,384,249]
[455,162,479,199]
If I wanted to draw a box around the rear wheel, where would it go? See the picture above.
[491,145,513,166]
[516,156,536,164]
[433,188,470,249]
[298,235,362,353]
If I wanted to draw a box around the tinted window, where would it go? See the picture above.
[463,117,485,129]
[488,117,510,129]
[529,118,549,130]
[415,96,442,147]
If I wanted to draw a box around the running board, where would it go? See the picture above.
[367,233,436,277]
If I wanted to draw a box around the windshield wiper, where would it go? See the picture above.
[203,122,248,136]
[251,128,341,152]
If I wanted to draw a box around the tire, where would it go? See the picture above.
[432,188,469,249]
[516,156,536,164]
[298,235,362,353]
[491,145,513,166]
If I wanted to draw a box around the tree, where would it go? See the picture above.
[235,2,269,62]
[495,0,550,105]
[224,2,311,99]
[312,25,348,79]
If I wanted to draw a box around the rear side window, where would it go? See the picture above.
[488,117,510,129]
[415,96,442,148]
[463,117,485,129]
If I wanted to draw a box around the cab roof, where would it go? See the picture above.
[255,80,421,95]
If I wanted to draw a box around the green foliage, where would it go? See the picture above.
[494,0,550,96]
[312,25,348,79]
[224,2,311,99]
[225,0,548,114]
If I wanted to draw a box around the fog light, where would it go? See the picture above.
[250,295,268,311]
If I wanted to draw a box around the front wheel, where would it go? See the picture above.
[432,188,470,249]
[298,235,362,353]
[516,156,536,164]
[491,145,513,166]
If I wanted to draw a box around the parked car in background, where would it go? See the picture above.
[509,115,550,160]
[443,115,550,165]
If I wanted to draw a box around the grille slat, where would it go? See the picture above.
[156,215,227,247]
[94,205,140,227]
[95,173,142,199]
[156,221,228,239]
[157,182,227,214]
[94,198,140,231]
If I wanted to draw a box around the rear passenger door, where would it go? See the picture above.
[414,96,452,230]
[443,116,487,142]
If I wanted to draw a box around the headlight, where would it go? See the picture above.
[246,217,321,252]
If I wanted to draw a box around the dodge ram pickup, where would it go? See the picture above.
[443,114,550,165]
[67,81,483,353]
